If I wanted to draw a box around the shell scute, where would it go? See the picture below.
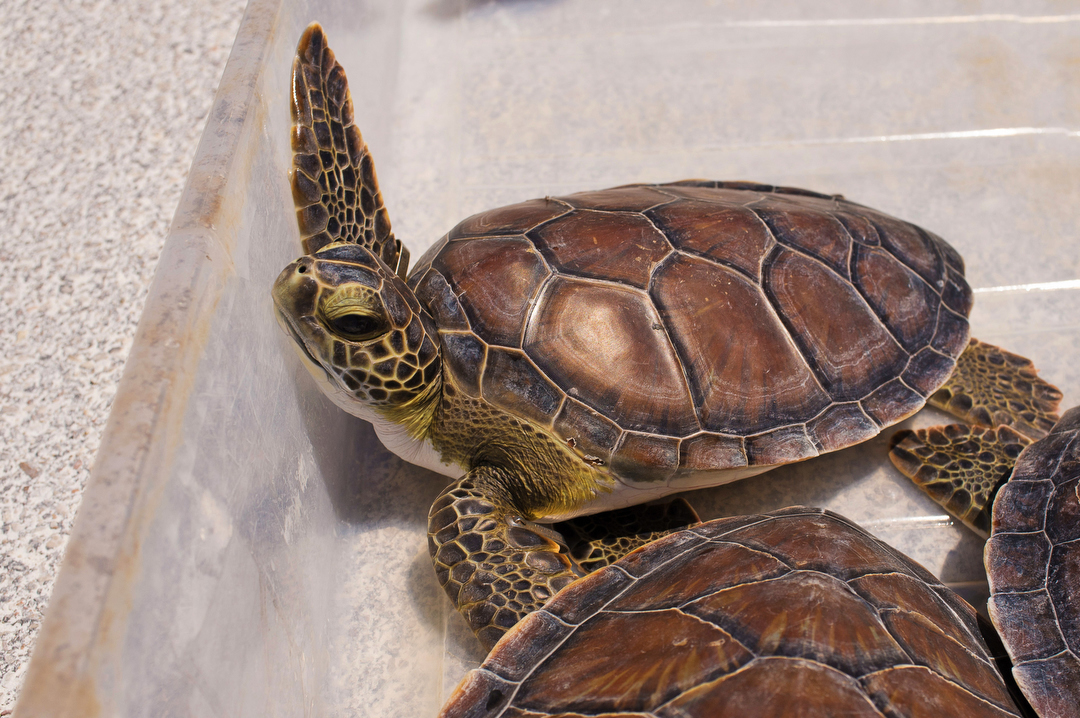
[483,610,573,682]
[989,590,1066,663]
[990,479,1052,533]
[542,565,634,625]
[610,432,680,484]
[524,277,698,435]
[414,269,470,331]
[832,210,882,247]
[852,244,942,353]
[744,425,817,466]
[657,184,757,205]
[724,513,907,579]
[512,609,751,715]
[882,610,1015,709]
[859,379,924,427]
[678,433,747,473]
[1012,653,1080,718]
[902,348,959,397]
[652,253,831,434]
[442,333,486,397]
[864,211,948,287]
[850,572,980,650]
[861,666,1020,718]
[433,237,549,348]
[612,528,708,578]
[607,541,788,611]
[657,658,884,718]
[805,403,879,454]
[448,198,568,239]
[932,306,970,357]
[685,571,908,676]
[482,348,563,426]
[646,200,773,280]
[552,398,621,466]
[529,209,671,290]
[1045,476,1080,541]
[754,202,852,277]
[557,185,674,212]
[765,248,909,401]
[942,265,974,316]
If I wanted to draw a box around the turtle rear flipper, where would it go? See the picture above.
[291,22,408,275]
[930,338,1062,440]
[889,424,1031,537]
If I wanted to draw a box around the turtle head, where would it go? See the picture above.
[273,242,442,431]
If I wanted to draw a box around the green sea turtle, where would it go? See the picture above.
[272,23,1059,648]
[438,507,1031,718]
[891,406,1079,717]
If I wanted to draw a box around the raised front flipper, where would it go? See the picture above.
[930,338,1062,440]
[290,23,408,274]
[889,424,1031,537]
[555,498,700,572]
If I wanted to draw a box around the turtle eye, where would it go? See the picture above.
[326,312,385,341]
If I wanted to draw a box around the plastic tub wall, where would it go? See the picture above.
[16,1,1080,716]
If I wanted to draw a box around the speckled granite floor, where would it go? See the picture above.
[0,0,247,709]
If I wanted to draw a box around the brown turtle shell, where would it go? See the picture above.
[986,405,1080,717]
[440,507,1024,718]
[409,181,971,483]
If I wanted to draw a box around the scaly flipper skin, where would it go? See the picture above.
[930,338,1062,440]
[556,498,700,572]
[890,425,1032,537]
[428,470,701,648]
[291,23,408,274]
[428,467,582,649]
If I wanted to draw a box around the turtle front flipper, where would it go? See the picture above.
[889,424,1032,537]
[428,469,699,648]
[555,498,700,572]
[290,23,408,275]
[428,467,582,649]
[929,338,1062,440]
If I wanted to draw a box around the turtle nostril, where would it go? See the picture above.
[297,264,308,274]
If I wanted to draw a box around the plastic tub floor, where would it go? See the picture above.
[16,1,1080,716]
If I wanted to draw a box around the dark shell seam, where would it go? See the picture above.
[757,243,852,403]
[496,565,641,692]
[867,218,949,293]
[857,666,1016,715]
[650,241,764,286]
[848,243,948,356]
[748,204,852,280]
[640,256,704,437]
[878,606,997,673]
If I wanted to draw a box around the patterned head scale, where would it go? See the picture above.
[272,242,440,423]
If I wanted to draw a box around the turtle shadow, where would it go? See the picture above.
[288,364,461,646]
[938,536,992,619]
[684,436,883,523]
[286,359,449,527]
[407,547,489,671]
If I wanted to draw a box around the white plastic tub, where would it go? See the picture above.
[16,1,1080,716]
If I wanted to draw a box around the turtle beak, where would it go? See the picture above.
[274,304,323,371]
[273,257,326,370]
